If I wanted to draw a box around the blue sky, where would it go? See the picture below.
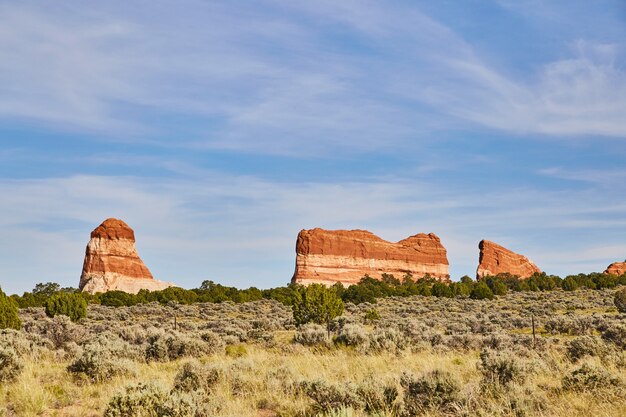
[1,0,626,295]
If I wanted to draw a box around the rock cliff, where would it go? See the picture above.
[291,228,449,286]
[79,218,174,294]
[476,240,541,279]
[604,262,626,276]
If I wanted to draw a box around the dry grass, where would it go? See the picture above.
[1,290,625,416]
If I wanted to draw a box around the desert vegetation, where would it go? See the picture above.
[1,276,625,417]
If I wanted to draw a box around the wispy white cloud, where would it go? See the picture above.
[1,1,624,156]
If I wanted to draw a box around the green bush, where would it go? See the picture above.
[470,282,494,300]
[0,287,21,330]
[292,284,344,326]
[0,347,23,382]
[363,309,381,323]
[45,292,87,322]
[562,277,580,291]
[614,287,626,313]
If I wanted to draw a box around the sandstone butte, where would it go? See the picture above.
[604,262,626,276]
[291,228,450,286]
[476,239,541,280]
[79,218,174,294]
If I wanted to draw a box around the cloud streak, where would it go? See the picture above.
[1,1,624,156]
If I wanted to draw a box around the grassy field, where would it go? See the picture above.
[1,289,625,417]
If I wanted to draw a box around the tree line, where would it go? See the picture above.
[1,271,626,331]
[5,270,626,311]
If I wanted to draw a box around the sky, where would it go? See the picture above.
[1,0,626,295]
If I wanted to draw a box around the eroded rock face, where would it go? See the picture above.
[79,218,174,294]
[291,228,450,286]
[605,262,626,276]
[476,240,541,279]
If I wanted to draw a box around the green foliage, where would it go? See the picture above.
[45,292,87,322]
[431,282,453,298]
[484,277,508,296]
[0,287,21,330]
[562,276,580,291]
[363,309,381,323]
[33,282,61,297]
[470,282,494,300]
[614,287,626,313]
[292,284,344,326]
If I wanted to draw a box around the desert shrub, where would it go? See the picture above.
[145,333,169,362]
[293,284,344,326]
[302,379,364,413]
[0,328,52,358]
[146,333,216,362]
[173,360,221,394]
[44,292,87,322]
[400,370,460,415]
[68,341,136,382]
[544,316,594,336]
[367,327,407,352]
[104,382,196,417]
[602,324,626,349]
[199,331,224,353]
[562,363,622,392]
[334,323,368,348]
[479,349,530,386]
[356,377,398,413]
[0,287,21,330]
[614,287,626,313]
[39,315,87,349]
[481,333,513,351]
[566,336,611,362]
[294,323,328,346]
[0,347,23,382]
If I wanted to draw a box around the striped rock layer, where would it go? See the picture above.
[291,228,450,286]
[476,240,541,280]
[79,218,173,294]
[604,262,626,276]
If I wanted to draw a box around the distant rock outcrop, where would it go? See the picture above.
[605,262,626,276]
[79,218,173,294]
[476,240,541,279]
[291,228,450,286]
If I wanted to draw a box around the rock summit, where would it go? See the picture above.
[476,239,541,279]
[79,218,173,294]
[291,228,450,286]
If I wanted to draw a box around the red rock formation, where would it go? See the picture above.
[291,228,449,286]
[605,262,626,276]
[79,218,174,294]
[476,240,541,279]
